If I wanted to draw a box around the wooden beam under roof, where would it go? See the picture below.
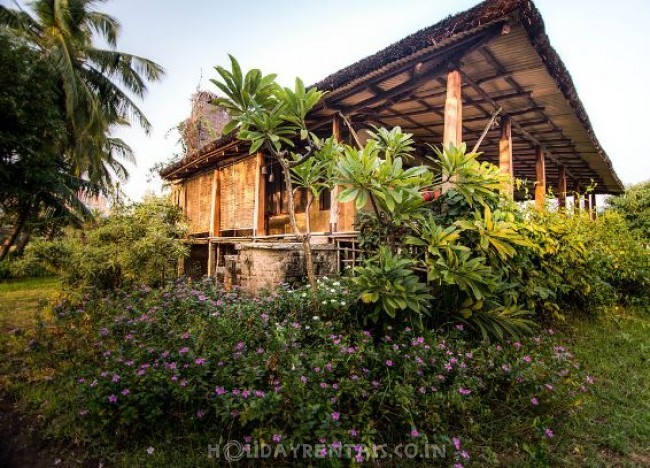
[457,68,580,182]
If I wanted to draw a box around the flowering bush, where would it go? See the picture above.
[35,278,593,464]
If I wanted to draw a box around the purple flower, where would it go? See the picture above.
[460,450,470,460]
[79,409,88,417]
[458,388,471,396]
[108,394,118,404]
[531,397,539,406]
[77,378,85,384]
[182,332,190,339]
[331,412,340,421]
[112,374,120,383]
[544,428,554,438]
[523,355,532,363]
[385,360,394,367]
[241,390,250,399]
[196,409,206,419]
[272,434,282,443]
[234,342,244,351]
[350,429,358,437]
[256,348,265,354]
[179,347,189,354]
[254,390,265,398]
[195,358,206,365]
[410,428,419,438]
[100,328,109,337]
[452,437,461,450]
[121,389,130,396]
[300,375,308,384]
[215,386,226,395]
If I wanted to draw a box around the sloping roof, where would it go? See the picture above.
[161,0,623,193]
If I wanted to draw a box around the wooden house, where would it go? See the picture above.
[160,0,623,288]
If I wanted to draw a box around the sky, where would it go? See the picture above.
[25,0,650,200]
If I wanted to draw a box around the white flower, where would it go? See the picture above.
[340,301,346,306]
[147,447,155,455]
[330,299,336,303]
[322,300,328,305]
[333,282,340,286]
[312,316,320,321]
[305,325,311,330]
[301,293,307,298]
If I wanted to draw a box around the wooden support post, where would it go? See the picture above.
[254,151,266,236]
[213,170,221,236]
[443,69,462,148]
[442,69,462,192]
[557,165,567,209]
[329,115,341,233]
[177,256,185,277]
[207,241,216,277]
[589,193,597,221]
[534,146,546,210]
[498,115,513,196]
[209,170,218,237]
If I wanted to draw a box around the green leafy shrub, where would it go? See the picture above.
[18,197,188,290]
[344,134,650,338]
[21,279,591,464]
[608,180,650,240]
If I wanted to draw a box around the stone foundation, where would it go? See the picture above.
[222,242,337,292]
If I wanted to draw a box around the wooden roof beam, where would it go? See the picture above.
[457,68,579,181]
[476,49,595,177]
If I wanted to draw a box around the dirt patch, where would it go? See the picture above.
[0,393,93,468]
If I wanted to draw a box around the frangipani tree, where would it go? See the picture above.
[211,56,340,292]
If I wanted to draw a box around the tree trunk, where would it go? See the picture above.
[0,205,31,261]
[303,193,318,295]
[277,157,318,293]
[14,231,31,256]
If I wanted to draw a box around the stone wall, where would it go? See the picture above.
[223,243,337,292]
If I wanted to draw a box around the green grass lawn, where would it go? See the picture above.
[554,307,650,467]
[0,277,60,331]
[0,278,648,466]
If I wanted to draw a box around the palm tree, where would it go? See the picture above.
[0,0,164,188]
